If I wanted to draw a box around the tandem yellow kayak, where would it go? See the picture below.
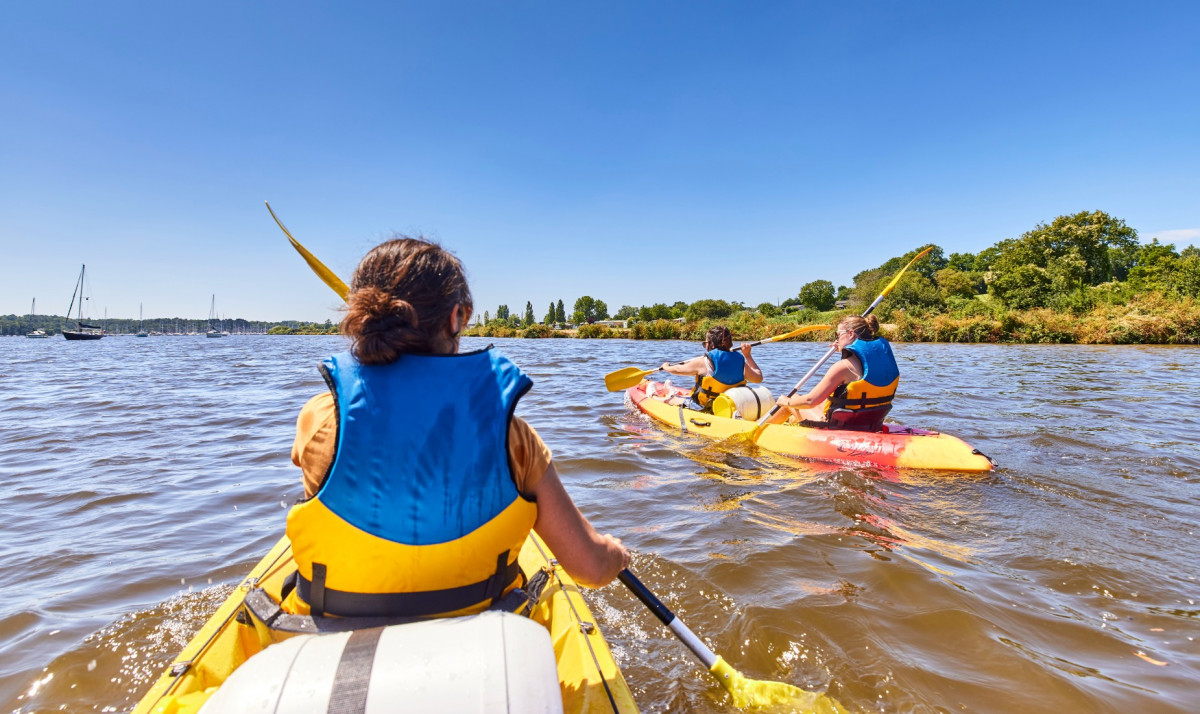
[133,532,637,714]
[628,381,994,473]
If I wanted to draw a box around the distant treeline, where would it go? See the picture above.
[0,315,338,336]
[464,210,1200,344]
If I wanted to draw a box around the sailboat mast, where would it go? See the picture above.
[67,265,84,320]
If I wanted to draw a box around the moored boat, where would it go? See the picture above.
[627,381,993,472]
[132,531,637,713]
[26,298,50,338]
[62,265,106,340]
[205,294,226,338]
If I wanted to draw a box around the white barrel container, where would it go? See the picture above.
[712,384,775,420]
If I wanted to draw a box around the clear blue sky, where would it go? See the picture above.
[2,2,1197,322]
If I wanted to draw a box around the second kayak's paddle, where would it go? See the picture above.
[604,324,832,392]
[619,569,846,712]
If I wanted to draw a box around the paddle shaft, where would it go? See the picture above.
[618,569,718,669]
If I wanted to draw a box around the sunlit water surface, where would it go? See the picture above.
[2,336,1197,713]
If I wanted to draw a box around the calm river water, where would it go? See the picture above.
[2,336,1197,713]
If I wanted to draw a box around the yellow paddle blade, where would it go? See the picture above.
[605,366,654,392]
[879,246,933,299]
[265,201,350,301]
[760,324,832,344]
[710,657,848,713]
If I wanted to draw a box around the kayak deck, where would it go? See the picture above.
[627,381,993,472]
[133,532,637,713]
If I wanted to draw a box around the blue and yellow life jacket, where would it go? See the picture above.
[825,337,899,428]
[691,348,747,408]
[284,347,537,618]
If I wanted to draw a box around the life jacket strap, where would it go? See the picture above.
[300,551,521,618]
[826,393,894,410]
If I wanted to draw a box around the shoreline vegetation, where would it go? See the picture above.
[464,210,1200,345]
[8,212,1196,344]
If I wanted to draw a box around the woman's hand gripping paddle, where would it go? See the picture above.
[619,570,847,712]
[749,247,933,443]
[604,324,831,393]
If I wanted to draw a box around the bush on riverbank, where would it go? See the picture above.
[886,293,1200,344]
[576,324,616,338]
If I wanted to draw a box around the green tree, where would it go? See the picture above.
[989,264,1052,309]
[798,280,837,311]
[989,211,1139,307]
[555,300,565,324]
[523,301,534,326]
[933,268,977,299]
[614,305,638,320]
[946,252,977,272]
[496,304,510,321]
[572,296,608,324]
[483,310,490,324]
[757,302,780,317]
[1127,239,1200,297]
[638,303,674,321]
[685,299,734,321]
[836,285,852,301]
[544,302,556,325]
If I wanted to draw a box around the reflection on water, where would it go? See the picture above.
[2,337,1198,713]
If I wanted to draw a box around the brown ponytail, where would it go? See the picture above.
[341,237,473,364]
[838,315,879,340]
[704,325,733,351]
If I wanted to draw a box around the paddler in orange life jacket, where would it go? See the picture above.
[647,325,764,412]
[771,315,899,432]
[283,237,629,618]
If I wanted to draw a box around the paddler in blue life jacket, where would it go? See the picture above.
[771,315,900,432]
[283,237,629,619]
[647,325,764,412]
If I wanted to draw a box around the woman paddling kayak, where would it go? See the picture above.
[285,236,629,618]
[646,325,764,412]
[769,314,899,432]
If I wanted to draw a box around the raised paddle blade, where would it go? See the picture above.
[265,201,350,301]
[755,324,832,345]
[710,657,848,712]
[605,366,654,392]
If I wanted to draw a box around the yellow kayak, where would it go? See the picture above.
[133,531,638,713]
[629,381,994,472]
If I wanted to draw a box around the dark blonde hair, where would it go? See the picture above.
[838,315,879,340]
[341,237,472,364]
[704,325,733,351]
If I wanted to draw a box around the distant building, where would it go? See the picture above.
[671,317,686,323]
[595,319,627,329]
[835,300,849,309]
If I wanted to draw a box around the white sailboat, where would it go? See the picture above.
[26,298,48,338]
[136,303,149,337]
[206,295,226,338]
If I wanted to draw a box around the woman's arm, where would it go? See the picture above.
[660,355,708,377]
[776,359,855,409]
[740,344,764,383]
[531,462,630,588]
